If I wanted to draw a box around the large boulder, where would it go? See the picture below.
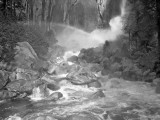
[16,42,38,60]
[15,42,49,73]
[87,80,102,88]
[67,67,97,85]
[14,42,38,69]
[89,90,105,99]
[67,55,79,63]
[46,84,60,91]
[46,92,63,101]
[0,90,17,100]
[5,79,44,93]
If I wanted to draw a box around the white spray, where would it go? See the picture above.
[53,0,126,51]
[91,0,126,42]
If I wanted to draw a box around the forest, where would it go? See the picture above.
[0,0,160,120]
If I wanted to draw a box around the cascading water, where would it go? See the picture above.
[63,51,80,61]
[52,0,126,51]
[90,0,126,43]
[29,87,44,101]
[3,0,160,120]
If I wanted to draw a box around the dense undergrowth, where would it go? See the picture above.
[0,17,56,64]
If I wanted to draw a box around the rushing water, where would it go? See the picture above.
[1,76,160,120]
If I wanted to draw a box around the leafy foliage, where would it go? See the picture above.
[0,17,49,63]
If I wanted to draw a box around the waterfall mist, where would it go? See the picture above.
[52,0,126,51]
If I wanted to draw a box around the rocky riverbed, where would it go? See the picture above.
[1,42,160,120]
[1,76,160,120]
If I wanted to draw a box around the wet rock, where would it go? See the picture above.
[16,92,27,99]
[66,113,99,120]
[47,92,63,101]
[16,42,38,60]
[110,115,125,120]
[6,80,26,92]
[67,55,79,63]
[15,42,38,69]
[0,90,17,100]
[89,90,105,99]
[46,84,60,91]
[89,108,104,114]
[39,84,50,97]
[34,116,57,120]
[87,80,101,88]
[6,79,44,93]
[9,72,17,81]
[67,68,97,85]
[50,63,69,76]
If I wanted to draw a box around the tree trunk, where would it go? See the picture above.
[41,0,46,21]
[47,0,52,29]
[154,0,160,77]
[64,0,78,24]
[2,0,7,15]
[10,0,13,17]
[50,3,56,23]
[47,0,52,22]
[29,0,34,21]
[13,1,16,18]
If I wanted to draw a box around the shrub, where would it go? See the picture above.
[0,21,49,63]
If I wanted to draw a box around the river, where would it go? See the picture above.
[1,77,160,120]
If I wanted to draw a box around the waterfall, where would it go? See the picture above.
[90,0,126,42]
[52,0,126,51]
[29,87,44,101]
